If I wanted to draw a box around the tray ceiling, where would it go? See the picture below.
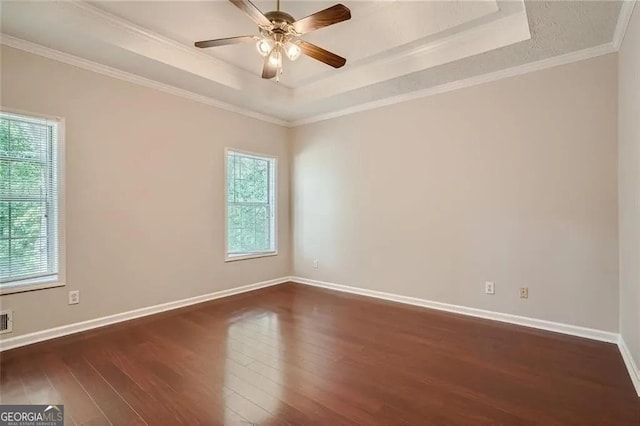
[0,1,626,124]
[90,0,500,88]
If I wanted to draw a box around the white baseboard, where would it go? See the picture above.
[290,276,619,344]
[618,336,640,397]
[2,275,637,398]
[0,276,289,352]
[293,276,640,397]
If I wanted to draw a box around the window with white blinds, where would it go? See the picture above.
[226,149,277,260]
[0,111,61,290]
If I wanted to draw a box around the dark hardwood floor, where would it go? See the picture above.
[1,282,638,425]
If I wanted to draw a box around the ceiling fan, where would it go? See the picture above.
[194,0,351,82]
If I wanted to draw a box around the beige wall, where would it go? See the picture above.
[619,6,640,368]
[0,44,624,341]
[0,46,290,338]
[292,54,619,332]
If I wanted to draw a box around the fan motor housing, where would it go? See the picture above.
[265,10,295,26]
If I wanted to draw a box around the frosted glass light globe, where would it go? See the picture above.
[256,38,274,56]
[284,42,301,61]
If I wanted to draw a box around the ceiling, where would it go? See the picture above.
[0,1,628,124]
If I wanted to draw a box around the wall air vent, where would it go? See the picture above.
[0,310,13,335]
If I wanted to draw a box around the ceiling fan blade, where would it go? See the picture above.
[194,36,255,48]
[299,41,346,68]
[262,54,277,79]
[229,0,271,27]
[292,4,351,35]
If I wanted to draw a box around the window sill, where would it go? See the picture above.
[0,277,65,295]
[225,252,278,262]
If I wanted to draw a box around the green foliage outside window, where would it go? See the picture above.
[227,151,275,255]
[0,116,54,282]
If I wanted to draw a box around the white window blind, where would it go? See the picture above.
[226,150,276,259]
[0,111,60,286]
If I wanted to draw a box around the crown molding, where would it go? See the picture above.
[613,0,637,50]
[0,34,289,127]
[291,42,617,127]
[0,34,619,129]
[0,33,619,129]
[0,13,624,130]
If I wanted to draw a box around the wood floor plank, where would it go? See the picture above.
[18,362,62,406]
[62,356,147,425]
[40,354,112,426]
[120,345,224,424]
[131,336,247,425]
[86,356,184,425]
[0,358,29,405]
[1,282,638,425]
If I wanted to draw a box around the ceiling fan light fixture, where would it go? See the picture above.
[194,0,351,80]
[284,41,301,61]
[268,48,283,68]
[256,38,274,56]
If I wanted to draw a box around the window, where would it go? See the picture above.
[226,149,276,261]
[0,111,63,293]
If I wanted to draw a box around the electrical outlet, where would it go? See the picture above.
[313,259,319,269]
[68,290,80,305]
[520,287,529,299]
[485,281,495,295]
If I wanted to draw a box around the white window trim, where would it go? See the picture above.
[224,147,278,262]
[0,108,66,295]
